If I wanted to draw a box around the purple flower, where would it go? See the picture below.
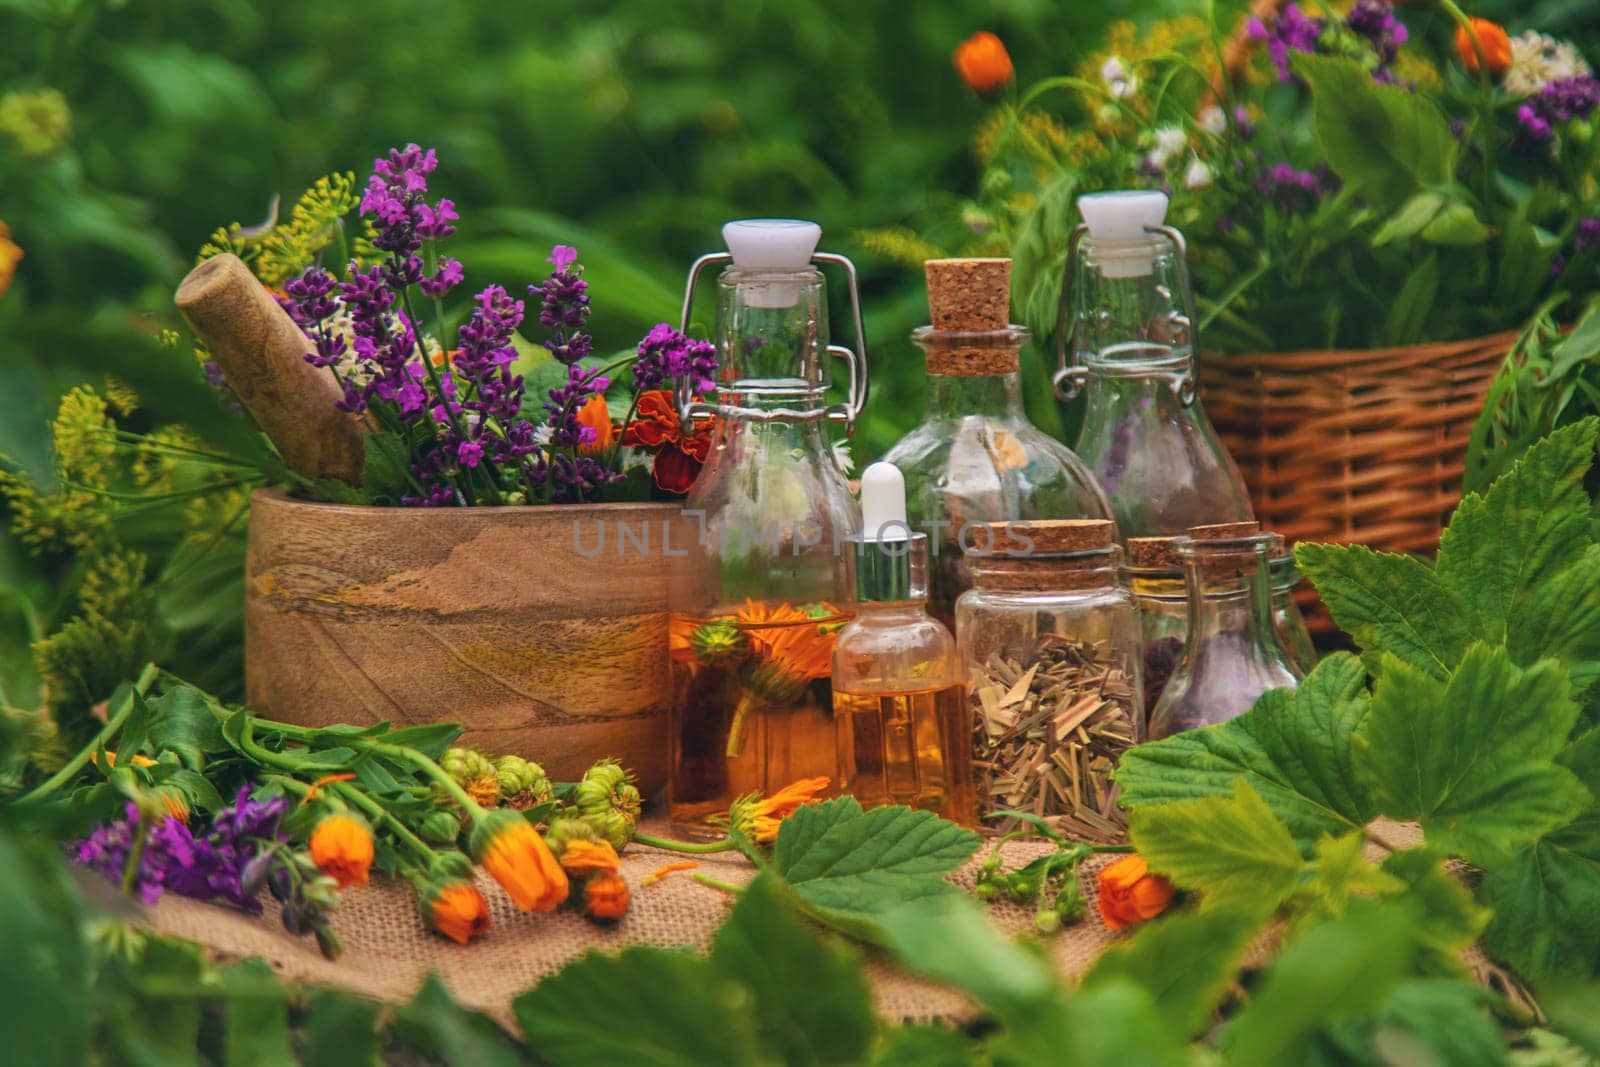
[1251,3,1323,82]
[1255,161,1332,214]
[420,256,463,299]
[549,245,578,272]
[632,323,719,393]
[457,440,483,468]
[535,246,592,365]
[1517,75,1600,148]
[1577,217,1600,255]
[1517,102,1554,142]
[416,199,458,240]
[1345,1,1407,74]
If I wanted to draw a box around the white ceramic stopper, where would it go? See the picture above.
[1077,190,1169,278]
[722,218,822,307]
[859,461,910,542]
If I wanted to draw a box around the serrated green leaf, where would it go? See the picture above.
[771,797,981,943]
[1380,849,1490,973]
[1436,419,1599,651]
[1117,653,1375,845]
[1221,902,1422,1067]
[1303,832,1405,913]
[1296,543,1471,679]
[875,893,1058,1011]
[1083,903,1268,1036]
[1292,54,1455,208]
[709,875,876,1067]
[514,947,760,1067]
[1358,645,1588,866]
[144,685,227,770]
[1480,840,1600,983]
[1131,780,1304,910]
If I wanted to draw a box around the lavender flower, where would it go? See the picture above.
[537,245,593,365]
[632,323,719,393]
[1577,218,1600,255]
[1517,74,1600,144]
[1249,3,1323,82]
[76,802,165,905]
[1344,1,1407,82]
[1256,161,1332,214]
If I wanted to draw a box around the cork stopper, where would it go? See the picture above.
[968,519,1115,556]
[1127,536,1182,571]
[916,258,1022,377]
[1188,521,1261,540]
[1179,531,1277,583]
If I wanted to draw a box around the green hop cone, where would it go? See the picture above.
[494,755,552,812]
[689,619,749,664]
[573,760,642,849]
[419,809,462,845]
[543,816,599,856]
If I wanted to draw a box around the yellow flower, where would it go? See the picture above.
[0,220,22,299]
[723,777,831,844]
[470,810,569,912]
[423,879,491,945]
[556,838,621,878]
[309,814,374,890]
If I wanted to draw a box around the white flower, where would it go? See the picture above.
[1198,105,1226,136]
[1505,30,1592,97]
[1183,158,1212,190]
[1145,126,1188,170]
[831,439,854,475]
[1100,56,1137,100]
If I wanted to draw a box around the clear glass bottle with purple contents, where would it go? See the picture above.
[1147,530,1303,739]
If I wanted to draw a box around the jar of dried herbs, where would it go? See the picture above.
[954,519,1142,842]
[1147,529,1303,741]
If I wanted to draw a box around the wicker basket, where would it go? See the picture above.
[1199,332,1517,634]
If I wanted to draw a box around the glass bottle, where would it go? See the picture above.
[1123,535,1188,721]
[831,463,974,825]
[954,519,1142,842]
[667,219,870,838]
[1147,532,1303,740]
[1054,191,1253,537]
[1269,536,1317,673]
[884,258,1112,629]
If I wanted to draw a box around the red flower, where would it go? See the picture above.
[622,390,711,494]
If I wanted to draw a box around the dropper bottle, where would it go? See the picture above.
[830,462,976,825]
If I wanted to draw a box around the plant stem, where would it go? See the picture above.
[17,663,161,805]
[690,872,744,894]
[332,781,436,865]
[369,741,488,822]
[632,832,738,854]
[121,811,150,895]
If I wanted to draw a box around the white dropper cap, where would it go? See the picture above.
[1077,190,1169,278]
[860,461,911,542]
[722,219,822,307]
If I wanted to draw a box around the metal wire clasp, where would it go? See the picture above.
[1052,222,1197,406]
[676,250,870,434]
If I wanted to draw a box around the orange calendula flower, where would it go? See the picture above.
[725,601,840,756]
[724,776,831,844]
[1096,854,1174,931]
[471,810,569,912]
[0,220,23,299]
[575,393,615,456]
[955,31,1014,94]
[423,879,491,945]
[104,750,156,769]
[621,389,712,493]
[1454,18,1512,76]
[155,787,191,824]
[557,838,622,878]
[309,814,375,890]
[583,871,631,922]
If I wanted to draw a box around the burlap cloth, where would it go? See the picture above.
[138,816,1522,1031]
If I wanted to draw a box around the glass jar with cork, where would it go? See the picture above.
[954,519,1141,843]
[883,258,1111,629]
[1147,525,1304,741]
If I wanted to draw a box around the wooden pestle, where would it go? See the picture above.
[176,254,365,485]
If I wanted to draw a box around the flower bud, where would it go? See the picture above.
[572,761,642,849]
[470,810,568,912]
[420,878,491,945]
[309,813,374,890]
[442,747,501,808]
[495,755,552,811]
[420,809,463,844]
[543,816,599,855]
[582,872,631,923]
[240,852,275,898]
[1033,908,1062,935]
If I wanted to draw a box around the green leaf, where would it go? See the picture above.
[0,829,91,1067]
[870,1025,978,1067]
[987,981,1190,1067]
[770,797,981,943]
[709,875,876,1067]
[1116,653,1376,845]
[1292,54,1455,208]
[1436,419,1600,653]
[219,958,294,1067]
[1420,201,1492,246]
[300,989,382,1067]
[1083,904,1269,1036]
[1357,645,1588,866]
[1321,980,1508,1067]
[1221,902,1423,1067]
[1130,780,1304,910]
[1480,840,1600,983]
[379,722,463,759]
[1380,849,1489,973]
[514,947,760,1066]
[1371,191,1445,246]
[145,685,227,770]
[1295,543,1470,680]
[392,976,523,1067]
[360,431,411,504]
[875,893,1058,1011]
[1302,832,1405,914]
[164,768,225,815]
[1382,252,1438,346]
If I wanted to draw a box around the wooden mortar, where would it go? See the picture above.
[246,490,683,794]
